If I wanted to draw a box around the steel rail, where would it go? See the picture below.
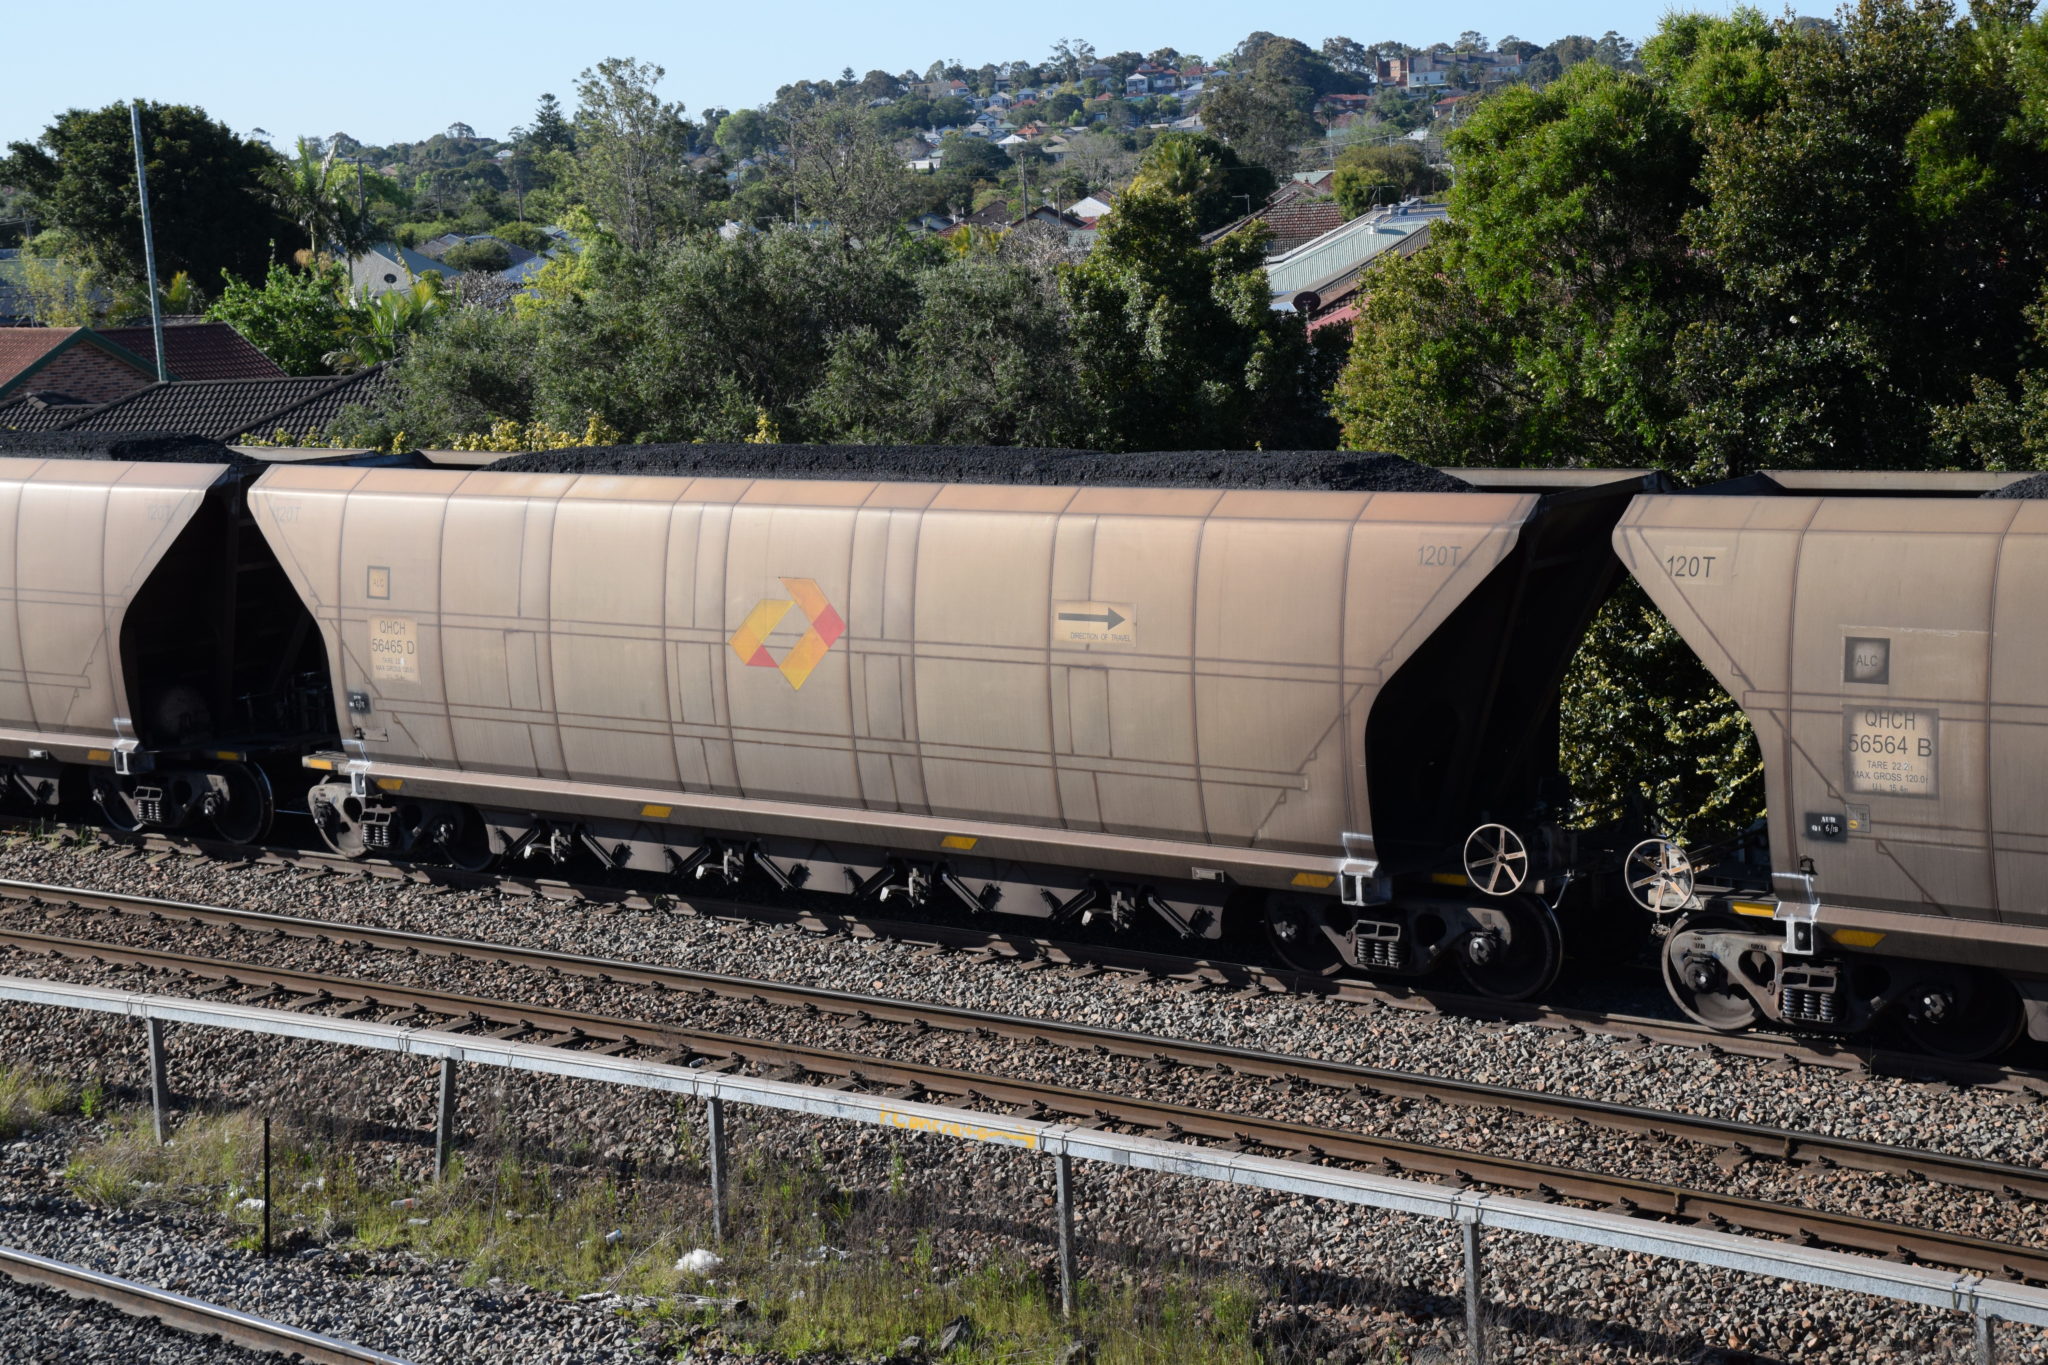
[6,877,2045,1203]
[54,829,2048,1094]
[0,1243,417,1364]
[4,924,2048,1285]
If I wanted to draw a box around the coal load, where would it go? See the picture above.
[484,442,1470,493]
[1985,471,2048,499]
[0,431,247,465]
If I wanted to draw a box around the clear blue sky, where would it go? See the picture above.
[5,0,1740,149]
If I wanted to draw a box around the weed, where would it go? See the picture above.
[0,1065,74,1139]
[62,1101,1275,1363]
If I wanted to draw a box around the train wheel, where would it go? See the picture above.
[1901,969,2022,1062]
[1456,893,1561,1000]
[205,763,274,846]
[435,806,499,873]
[1264,895,1348,976]
[309,787,369,859]
[88,771,147,834]
[1661,916,1762,1031]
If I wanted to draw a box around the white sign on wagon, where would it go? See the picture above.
[370,616,419,683]
[1844,705,1937,798]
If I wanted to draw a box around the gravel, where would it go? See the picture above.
[0,838,2042,1362]
[0,1126,689,1364]
[483,442,1472,492]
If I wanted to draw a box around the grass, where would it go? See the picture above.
[60,1101,1286,1362]
[0,1063,75,1140]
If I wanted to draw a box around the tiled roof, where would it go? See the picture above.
[0,391,101,432]
[53,375,360,441]
[1206,199,1352,256]
[0,329,80,389]
[96,321,285,382]
[236,365,393,440]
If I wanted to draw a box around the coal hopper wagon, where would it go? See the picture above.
[1615,471,2048,1058]
[241,450,1650,999]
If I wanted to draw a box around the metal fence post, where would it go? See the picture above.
[1977,1312,1997,1365]
[706,1096,728,1241]
[1054,1151,1078,1319]
[144,1018,169,1144]
[1463,1220,1487,1365]
[433,1058,457,1179]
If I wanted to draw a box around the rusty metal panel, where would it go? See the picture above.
[0,458,224,747]
[251,467,1543,861]
[1617,493,2046,925]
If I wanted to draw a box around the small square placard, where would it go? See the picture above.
[1844,636,1889,684]
[367,566,391,600]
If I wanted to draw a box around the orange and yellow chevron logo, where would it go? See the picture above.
[728,578,845,690]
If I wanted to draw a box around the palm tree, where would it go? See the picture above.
[324,274,448,373]
[263,138,405,260]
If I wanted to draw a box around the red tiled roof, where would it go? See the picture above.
[96,322,285,382]
[0,329,80,389]
[1250,200,1353,255]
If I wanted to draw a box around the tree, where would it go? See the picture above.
[1320,37,1373,76]
[1129,131,1276,231]
[442,238,512,272]
[206,258,350,375]
[1,101,295,291]
[1457,31,1488,52]
[263,137,405,259]
[787,100,919,239]
[326,273,450,372]
[529,93,575,153]
[807,252,1084,445]
[715,108,773,160]
[571,57,699,251]
[1060,186,1343,450]
[1332,142,1431,214]
[1200,73,1321,175]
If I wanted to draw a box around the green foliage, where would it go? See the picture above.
[1130,132,1276,232]
[570,58,703,252]
[713,107,772,160]
[492,220,552,252]
[1,101,295,291]
[1200,72,1321,176]
[0,1065,73,1139]
[1559,583,1765,842]
[206,260,351,375]
[441,238,512,273]
[1333,1,2048,833]
[1332,143,1433,215]
[326,275,450,373]
[264,137,406,259]
[1060,188,1344,449]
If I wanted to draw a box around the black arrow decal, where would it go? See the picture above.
[1058,607,1125,630]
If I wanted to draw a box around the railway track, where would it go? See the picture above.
[0,1243,415,1364]
[31,822,2048,1093]
[3,913,2047,1287]
[5,876,2045,1205]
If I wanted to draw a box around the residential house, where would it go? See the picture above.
[1079,61,1114,81]
[1203,195,1352,257]
[0,366,395,442]
[415,233,538,268]
[1130,63,1180,92]
[1263,202,1448,311]
[1066,190,1116,221]
[0,328,160,408]
[350,242,459,298]
[96,320,285,382]
[1409,68,1450,90]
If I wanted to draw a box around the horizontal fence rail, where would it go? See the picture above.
[0,975,2039,1362]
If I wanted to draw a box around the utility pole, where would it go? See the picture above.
[128,100,168,383]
